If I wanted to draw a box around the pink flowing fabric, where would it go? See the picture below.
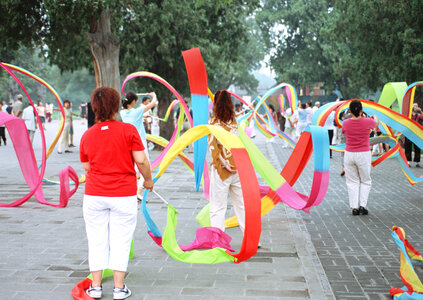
[0,112,79,207]
[148,227,234,252]
[179,227,235,252]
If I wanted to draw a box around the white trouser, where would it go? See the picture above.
[83,195,138,272]
[285,127,296,141]
[344,151,372,209]
[28,130,35,144]
[209,166,245,232]
[137,138,150,190]
[58,122,70,152]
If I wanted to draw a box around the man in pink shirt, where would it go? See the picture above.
[342,100,379,216]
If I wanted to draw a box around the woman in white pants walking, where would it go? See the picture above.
[80,87,154,299]
[342,100,379,216]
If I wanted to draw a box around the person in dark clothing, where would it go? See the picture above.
[404,107,423,167]
[87,102,95,128]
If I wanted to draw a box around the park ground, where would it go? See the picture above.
[0,119,422,299]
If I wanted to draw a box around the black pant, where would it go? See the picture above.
[404,137,421,162]
[0,127,6,145]
[328,129,334,157]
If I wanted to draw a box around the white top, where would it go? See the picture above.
[306,107,313,125]
[324,111,335,130]
[23,106,36,131]
[285,108,297,128]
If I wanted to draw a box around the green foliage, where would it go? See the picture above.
[258,0,423,98]
[0,47,94,106]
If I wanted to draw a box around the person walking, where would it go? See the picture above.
[208,90,245,233]
[57,100,78,153]
[342,100,379,216]
[0,102,6,146]
[295,103,308,140]
[404,106,422,167]
[12,94,24,118]
[80,87,153,299]
[22,103,36,144]
[324,109,335,158]
[36,100,46,130]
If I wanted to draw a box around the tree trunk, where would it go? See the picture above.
[87,9,120,93]
[157,96,174,141]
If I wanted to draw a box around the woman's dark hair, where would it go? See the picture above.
[142,97,150,104]
[122,91,138,109]
[213,90,235,123]
[268,104,275,112]
[349,100,362,117]
[301,103,306,109]
[91,87,120,122]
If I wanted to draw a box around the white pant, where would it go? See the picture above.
[344,151,372,209]
[58,122,70,152]
[285,127,296,141]
[83,195,138,272]
[209,166,245,232]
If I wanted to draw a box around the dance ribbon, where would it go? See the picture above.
[121,72,192,170]
[314,99,423,184]
[142,125,261,264]
[378,82,407,113]
[402,82,423,118]
[222,123,330,228]
[0,62,79,207]
[182,48,209,191]
[390,226,423,299]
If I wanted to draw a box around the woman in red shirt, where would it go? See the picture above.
[80,87,153,299]
[342,100,379,216]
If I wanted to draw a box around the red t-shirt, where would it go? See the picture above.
[342,117,376,152]
[80,120,144,197]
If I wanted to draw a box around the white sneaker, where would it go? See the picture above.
[86,284,102,299]
[113,284,132,299]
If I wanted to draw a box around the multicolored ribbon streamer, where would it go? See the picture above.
[0,62,79,207]
[390,226,423,299]
[313,99,423,185]
[182,48,209,191]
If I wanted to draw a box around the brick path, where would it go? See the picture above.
[271,137,423,300]
[0,121,333,299]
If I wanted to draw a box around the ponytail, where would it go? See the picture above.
[122,91,138,109]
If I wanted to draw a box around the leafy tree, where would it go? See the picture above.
[2,0,263,139]
[257,0,335,94]
[258,0,423,98]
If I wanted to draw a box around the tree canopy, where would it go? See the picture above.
[257,0,423,98]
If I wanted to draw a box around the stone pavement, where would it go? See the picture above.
[0,120,334,300]
[271,137,423,300]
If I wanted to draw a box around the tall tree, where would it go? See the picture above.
[1,0,263,139]
[258,0,423,98]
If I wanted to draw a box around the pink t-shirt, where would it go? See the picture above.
[342,118,376,152]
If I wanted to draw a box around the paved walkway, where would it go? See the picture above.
[271,136,423,300]
[0,120,334,300]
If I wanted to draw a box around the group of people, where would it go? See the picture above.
[0,95,55,145]
[2,85,416,299]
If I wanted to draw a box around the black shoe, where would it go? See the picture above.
[352,209,359,216]
[416,163,421,168]
[64,150,73,153]
[69,144,76,148]
[57,151,63,154]
[359,206,368,215]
